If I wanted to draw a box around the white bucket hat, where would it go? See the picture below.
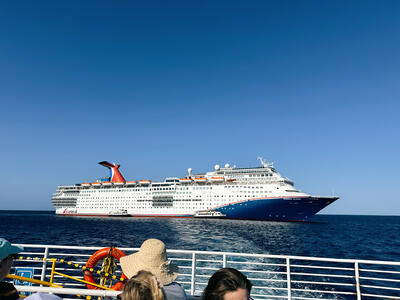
[120,239,178,285]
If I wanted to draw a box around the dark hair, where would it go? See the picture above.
[203,268,252,300]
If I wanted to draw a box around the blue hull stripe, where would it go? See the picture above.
[214,196,337,221]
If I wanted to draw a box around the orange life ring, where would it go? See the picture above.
[84,247,128,290]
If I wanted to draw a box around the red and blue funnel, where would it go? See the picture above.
[98,161,126,183]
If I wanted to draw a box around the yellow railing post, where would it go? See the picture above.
[49,258,57,284]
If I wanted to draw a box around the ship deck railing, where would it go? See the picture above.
[9,244,400,299]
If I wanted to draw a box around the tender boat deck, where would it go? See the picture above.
[7,244,400,299]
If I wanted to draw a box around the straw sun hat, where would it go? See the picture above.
[120,239,178,286]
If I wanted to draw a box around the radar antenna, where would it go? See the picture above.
[257,156,268,168]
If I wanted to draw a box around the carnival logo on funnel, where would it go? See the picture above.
[98,161,126,182]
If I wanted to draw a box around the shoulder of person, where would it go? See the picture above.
[165,282,184,288]
[25,293,63,300]
[163,281,187,300]
[0,282,19,300]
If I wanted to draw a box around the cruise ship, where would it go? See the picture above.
[52,158,338,221]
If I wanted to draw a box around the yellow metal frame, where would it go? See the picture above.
[7,273,114,290]
[7,274,62,288]
[10,255,123,292]
[52,271,114,290]
[8,257,115,291]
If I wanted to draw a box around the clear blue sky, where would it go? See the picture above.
[0,1,399,214]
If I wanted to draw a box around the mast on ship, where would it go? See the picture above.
[257,156,273,168]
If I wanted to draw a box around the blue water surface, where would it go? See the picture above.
[1,211,399,262]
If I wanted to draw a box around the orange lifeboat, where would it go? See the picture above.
[126,181,137,185]
[210,176,225,183]
[194,177,207,183]
[102,181,112,186]
[139,180,151,185]
[92,182,101,187]
[226,178,236,182]
[179,178,192,184]
[81,183,91,187]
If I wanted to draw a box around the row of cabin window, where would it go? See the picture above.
[248,173,273,177]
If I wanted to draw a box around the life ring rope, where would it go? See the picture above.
[84,247,127,290]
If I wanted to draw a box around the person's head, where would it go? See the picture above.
[0,238,24,281]
[25,293,63,300]
[120,239,178,285]
[121,270,163,300]
[203,268,252,300]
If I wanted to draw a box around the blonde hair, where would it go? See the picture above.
[122,270,163,300]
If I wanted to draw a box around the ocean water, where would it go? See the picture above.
[1,210,399,262]
[2,211,400,299]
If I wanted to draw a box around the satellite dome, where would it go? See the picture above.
[225,163,230,168]
[214,164,220,171]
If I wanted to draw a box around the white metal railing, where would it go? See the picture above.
[8,244,400,299]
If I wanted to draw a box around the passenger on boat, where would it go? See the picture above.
[120,239,187,300]
[202,268,252,300]
[0,238,24,300]
[24,293,62,300]
[121,270,163,300]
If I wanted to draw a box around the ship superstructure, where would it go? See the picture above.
[52,158,338,221]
